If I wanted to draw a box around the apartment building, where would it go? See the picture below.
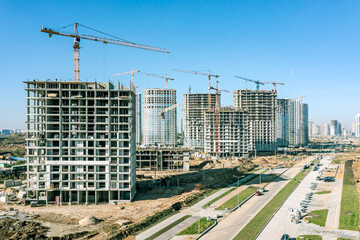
[276,99,290,147]
[182,93,217,150]
[25,80,136,204]
[234,90,277,153]
[142,89,177,147]
[204,107,249,157]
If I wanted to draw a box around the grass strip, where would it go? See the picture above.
[215,186,258,210]
[202,188,236,208]
[233,170,308,240]
[305,209,328,226]
[339,160,359,231]
[145,215,191,240]
[296,235,322,240]
[331,160,341,164]
[315,191,331,194]
[201,169,267,209]
[176,217,214,235]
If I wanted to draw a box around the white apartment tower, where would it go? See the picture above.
[355,114,360,137]
[183,93,217,150]
[142,89,177,147]
[233,90,277,153]
[289,100,309,146]
[204,107,249,157]
[25,80,136,204]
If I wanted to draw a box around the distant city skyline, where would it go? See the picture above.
[1,1,360,129]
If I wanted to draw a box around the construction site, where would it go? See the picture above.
[0,21,319,240]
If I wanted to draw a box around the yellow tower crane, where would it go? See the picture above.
[172,69,220,109]
[41,23,169,82]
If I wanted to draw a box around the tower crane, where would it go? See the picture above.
[141,73,174,89]
[234,76,265,91]
[159,103,181,119]
[112,69,140,86]
[41,22,169,82]
[158,103,180,145]
[209,81,231,159]
[172,69,220,109]
[263,81,285,92]
[235,76,285,92]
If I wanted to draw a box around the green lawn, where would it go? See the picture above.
[339,161,359,231]
[176,217,214,235]
[215,186,257,210]
[202,188,236,208]
[305,209,328,227]
[145,215,191,240]
[331,160,341,164]
[233,170,308,240]
[315,191,331,194]
[296,235,322,240]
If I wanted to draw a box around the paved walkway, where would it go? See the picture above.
[136,169,265,240]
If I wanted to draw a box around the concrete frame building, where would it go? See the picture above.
[142,89,177,147]
[276,99,290,147]
[25,80,136,204]
[233,90,277,153]
[204,107,249,157]
[136,147,190,172]
[182,93,217,150]
[136,93,142,145]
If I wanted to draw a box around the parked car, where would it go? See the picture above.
[281,234,290,240]
[324,177,335,182]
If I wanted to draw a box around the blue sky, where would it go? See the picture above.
[1,0,360,129]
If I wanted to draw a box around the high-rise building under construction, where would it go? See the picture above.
[233,89,277,153]
[182,93,217,150]
[204,107,249,157]
[25,80,136,204]
[142,89,177,147]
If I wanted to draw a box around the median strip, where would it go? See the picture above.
[215,186,257,210]
[176,217,214,235]
[339,160,359,231]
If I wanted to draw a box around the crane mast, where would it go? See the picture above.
[41,22,169,82]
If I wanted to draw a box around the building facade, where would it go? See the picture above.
[233,90,277,153]
[182,93,217,150]
[355,114,360,137]
[142,89,177,147]
[276,99,290,147]
[25,80,136,204]
[136,93,142,145]
[204,107,249,157]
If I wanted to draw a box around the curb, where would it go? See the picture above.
[196,219,218,240]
